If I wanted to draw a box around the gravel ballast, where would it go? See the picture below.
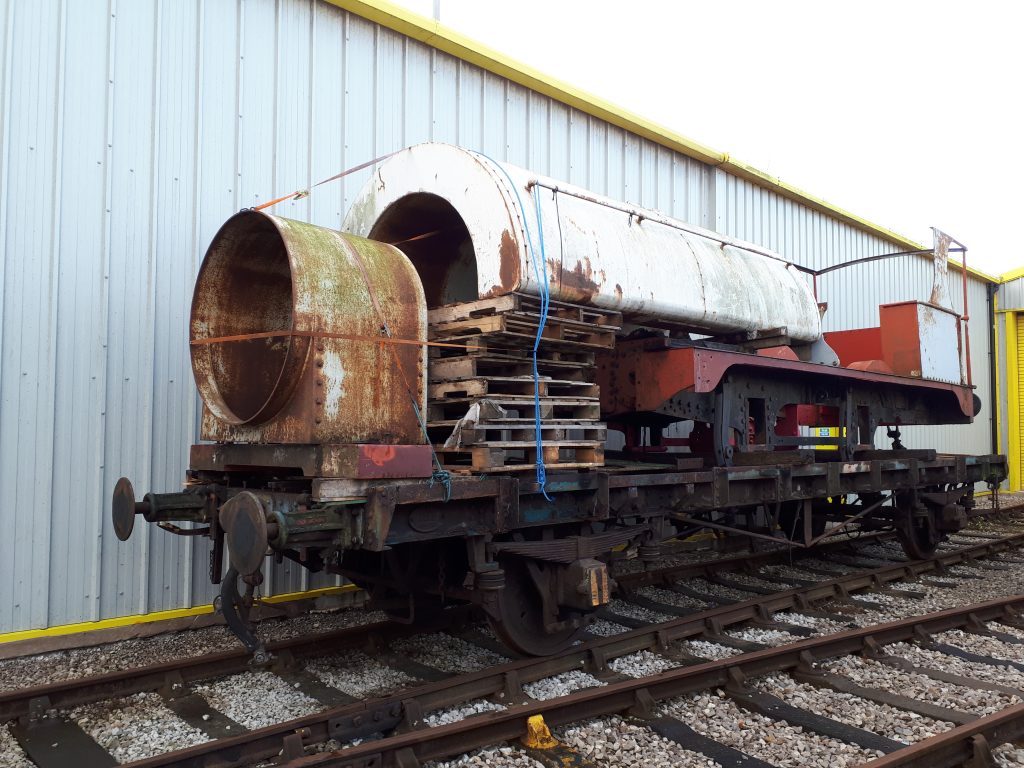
[822,655,1022,716]
[885,641,1024,688]
[608,650,680,678]
[70,692,209,763]
[679,639,741,660]
[724,571,793,590]
[306,650,417,698]
[425,745,545,768]
[771,611,848,634]
[391,632,508,674]
[193,670,323,729]
[686,578,758,602]
[587,619,631,636]
[523,669,605,700]
[422,699,505,727]
[753,672,953,743]
[635,585,709,610]
[0,608,387,692]
[660,690,882,767]
[0,724,37,768]
[760,563,831,582]
[606,599,674,623]
[995,742,1024,766]
[557,715,722,768]
[727,627,803,645]
[935,628,1024,664]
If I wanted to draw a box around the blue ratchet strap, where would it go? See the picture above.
[531,185,553,500]
[474,152,552,500]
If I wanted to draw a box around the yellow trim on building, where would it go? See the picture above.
[324,0,997,284]
[1001,267,1024,283]
[0,584,359,645]
[995,292,1002,457]
[1007,311,1020,491]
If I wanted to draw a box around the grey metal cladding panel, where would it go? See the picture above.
[1,0,63,632]
[310,3,346,230]
[40,1,109,629]
[147,0,204,616]
[431,50,458,147]
[186,0,246,608]
[1001,277,1024,311]
[0,0,993,630]
[99,0,161,622]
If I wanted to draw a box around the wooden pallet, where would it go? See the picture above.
[435,444,604,473]
[426,293,613,474]
[429,355,591,382]
[428,292,623,329]
[427,419,607,446]
[427,395,602,423]
[430,313,616,351]
[428,335,598,365]
[432,319,614,354]
[428,376,600,400]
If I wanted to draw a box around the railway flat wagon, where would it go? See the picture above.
[113,143,1006,657]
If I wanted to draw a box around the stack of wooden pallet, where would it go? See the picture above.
[426,293,620,474]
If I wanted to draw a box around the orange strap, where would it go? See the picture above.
[387,229,444,247]
[252,150,402,212]
[253,190,309,211]
[190,329,480,351]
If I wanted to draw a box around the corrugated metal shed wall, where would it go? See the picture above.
[0,0,995,632]
[1001,278,1024,311]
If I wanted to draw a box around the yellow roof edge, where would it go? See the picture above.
[1000,266,1024,283]
[324,0,999,285]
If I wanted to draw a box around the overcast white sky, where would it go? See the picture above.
[394,0,1022,276]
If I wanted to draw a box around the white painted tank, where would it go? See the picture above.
[343,143,821,342]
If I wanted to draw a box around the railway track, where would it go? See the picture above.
[2,512,1024,767]
[0,513,1008,723]
[0,526,920,722]
[280,596,1024,768]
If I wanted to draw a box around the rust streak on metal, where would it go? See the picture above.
[547,257,601,303]
[497,229,521,295]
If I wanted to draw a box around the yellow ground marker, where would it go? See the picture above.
[521,714,558,749]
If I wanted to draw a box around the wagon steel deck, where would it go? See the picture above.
[187,444,1004,551]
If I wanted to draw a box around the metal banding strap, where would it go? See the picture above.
[189,329,482,351]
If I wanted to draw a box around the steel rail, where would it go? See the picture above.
[281,596,1024,768]
[114,530,1024,768]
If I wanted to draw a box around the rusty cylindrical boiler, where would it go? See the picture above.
[342,142,821,342]
[190,210,428,445]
